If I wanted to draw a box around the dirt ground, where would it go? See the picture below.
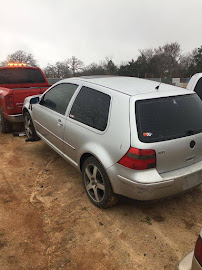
[0,132,201,270]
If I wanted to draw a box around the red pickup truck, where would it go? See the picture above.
[0,65,50,133]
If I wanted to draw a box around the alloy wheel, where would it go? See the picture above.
[24,114,33,138]
[84,164,105,203]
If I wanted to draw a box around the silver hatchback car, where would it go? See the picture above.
[23,76,202,208]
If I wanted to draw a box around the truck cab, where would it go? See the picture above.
[0,63,50,133]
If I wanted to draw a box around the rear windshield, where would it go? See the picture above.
[136,94,202,143]
[0,68,46,84]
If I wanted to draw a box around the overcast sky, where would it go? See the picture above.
[0,0,201,68]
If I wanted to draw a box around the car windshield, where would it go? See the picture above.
[136,94,202,143]
[0,68,46,84]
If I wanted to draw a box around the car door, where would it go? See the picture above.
[32,83,79,153]
[63,85,111,164]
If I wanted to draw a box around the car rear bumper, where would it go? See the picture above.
[7,114,23,123]
[107,160,202,200]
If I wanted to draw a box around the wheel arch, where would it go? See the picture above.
[79,153,94,172]
[79,151,110,173]
[78,141,117,173]
[22,107,29,116]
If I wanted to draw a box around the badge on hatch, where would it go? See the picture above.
[190,140,196,148]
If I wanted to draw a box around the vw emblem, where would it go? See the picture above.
[190,140,196,148]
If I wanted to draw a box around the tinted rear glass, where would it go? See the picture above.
[0,68,46,84]
[136,94,202,143]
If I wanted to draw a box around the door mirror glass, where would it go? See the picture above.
[30,96,40,105]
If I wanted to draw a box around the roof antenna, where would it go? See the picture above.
[155,82,161,90]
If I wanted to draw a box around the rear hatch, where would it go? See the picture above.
[135,93,202,174]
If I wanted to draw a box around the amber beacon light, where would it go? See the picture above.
[7,63,28,67]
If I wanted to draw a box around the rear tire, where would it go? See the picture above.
[0,110,12,133]
[24,111,39,141]
[82,156,118,208]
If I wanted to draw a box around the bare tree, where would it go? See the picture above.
[81,63,106,76]
[6,50,37,66]
[139,48,154,62]
[67,56,84,76]
[43,64,55,78]
[153,42,181,76]
[44,61,70,78]
[103,57,117,75]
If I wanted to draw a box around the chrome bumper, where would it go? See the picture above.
[7,114,23,123]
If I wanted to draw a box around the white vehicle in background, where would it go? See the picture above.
[176,228,202,270]
[187,73,202,98]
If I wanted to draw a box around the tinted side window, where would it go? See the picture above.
[70,86,111,131]
[194,78,202,99]
[41,83,78,115]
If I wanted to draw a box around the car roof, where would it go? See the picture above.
[60,76,192,96]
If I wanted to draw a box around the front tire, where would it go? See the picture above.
[82,157,118,208]
[0,110,12,133]
[24,112,39,141]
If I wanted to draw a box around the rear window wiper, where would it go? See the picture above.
[186,129,194,135]
[186,128,202,135]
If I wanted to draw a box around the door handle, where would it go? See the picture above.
[57,119,63,126]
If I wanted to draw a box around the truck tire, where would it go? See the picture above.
[0,110,12,133]
[24,111,39,141]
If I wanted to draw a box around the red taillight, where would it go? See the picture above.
[194,236,202,266]
[118,147,156,170]
[5,95,14,109]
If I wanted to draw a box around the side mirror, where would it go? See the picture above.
[30,96,40,105]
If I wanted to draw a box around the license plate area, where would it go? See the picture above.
[183,171,202,190]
